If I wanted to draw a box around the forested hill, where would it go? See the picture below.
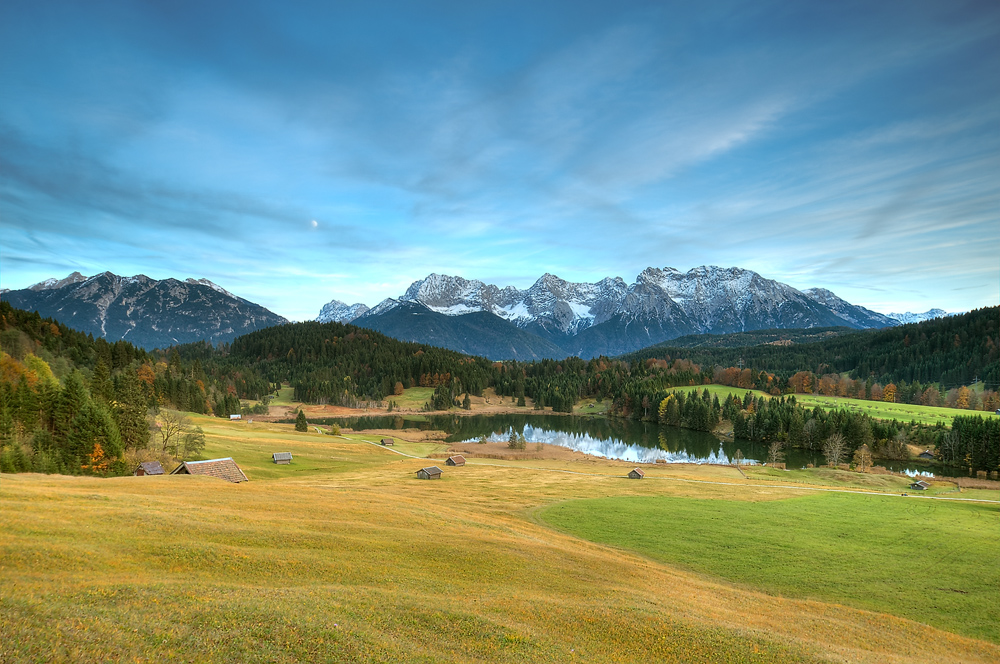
[625,306,999,389]
[226,321,499,403]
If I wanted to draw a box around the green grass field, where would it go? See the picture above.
[540,493,1000,643]
[2,416,998,663]
[390,386,436,410]
[667,384,997,425]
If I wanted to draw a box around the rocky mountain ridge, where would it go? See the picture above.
[310,265,931,358]
[1,272,288,349]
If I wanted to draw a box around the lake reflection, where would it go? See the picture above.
[308,413,951,476]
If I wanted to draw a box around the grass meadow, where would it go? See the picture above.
[666,384,997,425]
[539,493,1000,643]
[2,416,998,663]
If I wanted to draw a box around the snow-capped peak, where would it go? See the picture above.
[29,271,88,291]
[185,278,237,299]
[884,309,952,324]
[316,299,371,323]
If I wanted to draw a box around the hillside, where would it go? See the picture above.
[1,419,997,663]
[626,306,999,389]
[354,301,568,360]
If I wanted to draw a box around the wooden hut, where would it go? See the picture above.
[272,452,293,465]
[909,479,930,490]
[446,455,466,466]
[416,466,442,480]
[381,438,395,446]
[170,458,248,483]
[628,468,645,479]
[918,450,935,460]
[134,461,164,476]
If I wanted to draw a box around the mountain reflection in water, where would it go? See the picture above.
[308,413,953,476]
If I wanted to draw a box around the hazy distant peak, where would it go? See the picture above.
[885,309,952,324]
[316,299,370,323]
[29,271,87,291]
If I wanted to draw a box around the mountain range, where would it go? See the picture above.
[0,266,951,357]
[317,265,939,359]
[0,272,287,349]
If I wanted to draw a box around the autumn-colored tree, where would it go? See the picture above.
[921,387,941,407]
[788,371,813,394]
[956,386,971,410]
[393,381,404,396]
[870,384,884,402]
[883,383,897,403]
[737,368,753,389]
[83,442,109,475]
[137,363,156,386]
[852,443,872,472]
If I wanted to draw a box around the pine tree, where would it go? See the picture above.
[295,410,308,432]
[115,369,150,450]
[91,358,113,405]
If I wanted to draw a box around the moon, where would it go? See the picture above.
[311,220,318,228]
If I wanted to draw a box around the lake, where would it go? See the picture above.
[308,413,956,477]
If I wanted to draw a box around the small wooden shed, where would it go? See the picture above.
[446,455,466,466]
[628,468,645,479]
[416,466,442,480]
[381,438,395,446]
[170,458,249,483]
[910,479,930,490]
[272,452,293,465]
[134,461,164,476]
[918,450,935,460]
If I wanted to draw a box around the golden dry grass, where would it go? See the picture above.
[1,417,998,663]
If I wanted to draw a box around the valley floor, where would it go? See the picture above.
[1,416,998,663]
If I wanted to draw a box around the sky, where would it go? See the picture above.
[1,0,997,321]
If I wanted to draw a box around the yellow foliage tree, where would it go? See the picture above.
[956,386,971,409]
[883,383,897,403]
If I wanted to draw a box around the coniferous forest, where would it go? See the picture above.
[1,301,997,475]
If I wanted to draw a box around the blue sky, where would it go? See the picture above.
[1,0,997,321]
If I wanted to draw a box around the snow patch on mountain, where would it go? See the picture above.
[29,271,88,291]
[185,278,237,300]
[801,288,896,328]
[318,266,948,349]
[885,309,952,324]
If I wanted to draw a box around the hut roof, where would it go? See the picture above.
[911,479,930,489]
[136,461,164,475]
[272,452,293,462]
[418,466,443,475]
[170,458,249,483]
[630,468,645,478]
[381,438,395,445]
[447,455,466,465]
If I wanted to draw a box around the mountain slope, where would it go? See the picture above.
[353,301,567,360]
[0,272,288,349]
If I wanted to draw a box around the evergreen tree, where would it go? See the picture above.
[91,358,113,404]
[115,369,150,450]
[295,410,308,432]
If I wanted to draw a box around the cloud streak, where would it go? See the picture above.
[1,0,997,319]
